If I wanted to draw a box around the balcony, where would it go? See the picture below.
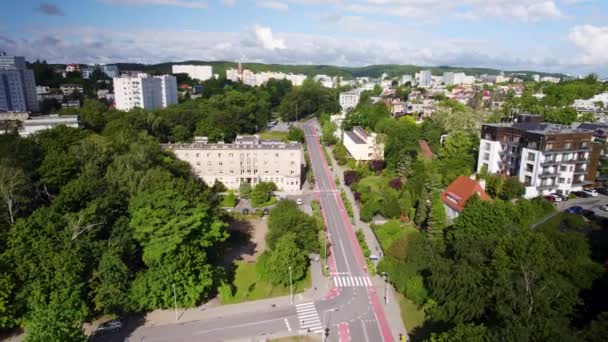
[537,183,557,190]
[540,159,558,166]
[545,146,592,154]
[539,172,560,178]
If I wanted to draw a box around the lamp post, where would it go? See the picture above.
[172,283,178,321]
[323,308,339,342]
[381,272,389,306]
[289,266,293,304]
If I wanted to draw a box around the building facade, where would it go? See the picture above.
[82,64,119,79]
[113,73,177,111]
[20,114,80,137]
[172,64,213,81]
[166,135,303,192]
[477,115,598,198]
[343,126,384,162]
[339,89,361,113]
[418,70,432,88]
[0,52,39,112]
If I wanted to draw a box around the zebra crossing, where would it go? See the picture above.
[295,302,324,333]
[332,276,373,288]
[313,188,339,193]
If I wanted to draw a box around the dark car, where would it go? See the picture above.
[597,188,608,195]
[543,195,557,203]
[572,191,592,198]
[580,209,595,219]
[565,206,583,214]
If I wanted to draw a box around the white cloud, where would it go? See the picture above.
[256,1,288,10]
[253,26,286,50]
[99,0,208,9]
[568,25,608,65]
[221,0,236,6]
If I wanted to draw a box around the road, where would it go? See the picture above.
[111,119,394,342]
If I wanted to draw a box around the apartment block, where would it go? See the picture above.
[418,70,432,88]
[0,52,39,112]
[172,64,213,81]
[113,73,177,111]
[20,114,80,137]
[339,89,361,113]
[477,114,598,198]
[343,126,384,162]
[165,135,303,192]
[82,64,119,79]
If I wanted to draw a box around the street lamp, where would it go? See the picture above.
[172,283,178,320]
[323,308,339,342]
[381,272,389,306]
[289,266,293,304]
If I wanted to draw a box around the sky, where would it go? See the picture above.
[1,0,607,76]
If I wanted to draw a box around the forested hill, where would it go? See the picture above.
[41,60,567,79]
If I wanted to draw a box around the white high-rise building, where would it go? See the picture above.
[339,89,361,113]
[113,73,177,111]
[418,70,432,88]
[172,64,213,81]
[0,52,39,112]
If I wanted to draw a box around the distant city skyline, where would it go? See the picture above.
[1,0,607,77]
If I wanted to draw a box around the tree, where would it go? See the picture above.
[90,250,131,315]
[262,233,308,286]
[321,121,338,145]
[427,191,446,235]
[287,126,305,143]
[429,324,490,342]
[0,273,16,329]
[343,170,360,186]
[0,166,28,224]
[267,200,320,252]
[250,182,277,207]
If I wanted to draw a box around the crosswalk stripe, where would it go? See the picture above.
[366,277,372,286]
[333,277,338,287]
[296,302,314,308]
[298,308,317,314]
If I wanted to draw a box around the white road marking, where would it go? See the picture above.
[333,277,338,287]
[332,276,374,288]
[361,319,370,342]
[295,301,324,333]
[285,318,291,332]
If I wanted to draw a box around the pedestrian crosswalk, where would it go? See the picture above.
[295,302,323,333]
[313,189,339,193]
[332,276,373,288]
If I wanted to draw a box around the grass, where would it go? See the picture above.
[397,291,426,333]
[357,175,389,193]
[322,145,333,167]
[220,191,238,207]
[373,220,419,251]
[259,131,289,141]
[220,261,311,304]
[340,189,354,220]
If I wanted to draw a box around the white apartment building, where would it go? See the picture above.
[113,73,177,111]
[573,92,608,112]
[36,86,50,95]
[82,64,119,79]
[343,126,384,162]
[0,52,39,112]
[60,84,84,95]
[443,72,468,85]
[418,70,432,88]
[225,66,306,87]
[339,89,361,113]
[477,116,596,198]
[400,75,413,85]
[172,64,213,81]
[314,75,334,88]
[20,114,80,137]
[540,76,560,83]
[166,135,303,192]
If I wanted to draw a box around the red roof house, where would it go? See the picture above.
[441,176,491,219]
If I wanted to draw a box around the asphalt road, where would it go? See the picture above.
[111,119,393,342]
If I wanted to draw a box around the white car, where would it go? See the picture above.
[296,198,303,205]
[584,189,599,197]
[600,204,608,212]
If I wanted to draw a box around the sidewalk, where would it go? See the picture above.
[143,255,328,328]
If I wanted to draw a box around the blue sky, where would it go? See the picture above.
[1,0,607,76]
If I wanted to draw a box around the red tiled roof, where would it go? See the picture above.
[440,176,491,212]
[418,140,434,160]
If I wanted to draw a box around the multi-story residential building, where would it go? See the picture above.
[443,72,467,86]
[36,86,50,95]
[540,76,560,83]
[20,114,80,137]
[60,84,84,95]
[82,64,119,79]
[532,74,540,82]
[0,52,39,112]
[172,64,213,81]
[400,74,413,85]
[343,126,384,162]
[165,135,303,192]
[225,64,306,87]
[418,70,432,88]
[314,74,334,88]
[339,89,361,112]
[477,114,598,198]
[113,73,177,111]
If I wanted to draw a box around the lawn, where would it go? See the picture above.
[259,131,289,141]
[373,220,419,251]
[220,260,311,304]
[251,196,277,208]
[357,175,387,193]
[397,292,426,333]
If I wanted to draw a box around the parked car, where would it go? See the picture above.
[580,209,596,219]
[296,198,303,205]
[543,195,557,203]
[597,188,608,195]
[572,191,592,198]
[549,193,564,202]
[583,189,599,197]
[565,206,583,214]
[95,319,124,334]
[242,208,249,215]
[600,204,608,212]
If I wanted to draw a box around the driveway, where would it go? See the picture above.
[555,194,608,219]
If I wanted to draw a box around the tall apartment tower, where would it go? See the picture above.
[113,73,177,111]
[0,52,39,112]
[418,70,432,88]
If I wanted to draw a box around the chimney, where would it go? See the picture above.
[478,178,486,191]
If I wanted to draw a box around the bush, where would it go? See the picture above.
[369,160,385,172]
[344,170,360,186]
[389,177,403,190]
[250,182,277,207]
[405,275,428,305]
[340,190,354,219]
[287,126,305,143]
[380,192,401,219]
[361,199,381,222]
[239,183,252,198]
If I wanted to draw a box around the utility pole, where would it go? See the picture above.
[289,266,293,304]
[172,283,178,321]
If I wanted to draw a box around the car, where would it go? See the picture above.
[600,204,608,212]
[583,189,599,197]
[548,193,564,202]
[242,208,249,215]
[296,198,303,205]
[95,319,124,334]
[565,206,583,214]
[572,191,592,198]
[580,209,596,219]
[597,188,608,195]
[543,195,557,203]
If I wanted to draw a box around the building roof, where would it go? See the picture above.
[440,176,491,213]
[164,135,301,151]
[344,131,365,144]
[483,121,588,135]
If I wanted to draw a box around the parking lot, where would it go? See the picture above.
[555,194,608,220]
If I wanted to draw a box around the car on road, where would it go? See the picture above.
[597,188,608,196]
[543,195,557,203]
[549,193,564,202]
[572,191,592,198]
[262,208,269,215]
[584,189,599,197]
[95,319,124,334]
[600,204,608,212]
[565,206,583,214]
[242,208,249,215]
[296,198,303,205]
[580,209,596,220]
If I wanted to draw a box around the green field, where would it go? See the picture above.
[373,220,419,251]
[398,292,426,332]
[259,131,289,141]
[357,176,387,193]
[220,261,311,304]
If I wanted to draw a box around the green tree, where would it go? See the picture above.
[267,200,320,252]
[287,126,305,143]
[90,250,131,315]
[427,191,446,235]
[250,182,277,207]
[263,233,308,286]
[429,324,490,342]
[0,166,29,224]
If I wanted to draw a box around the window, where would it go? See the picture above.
[570,166,574,171]
[581,142,588,149]
[290,170,295,174]
[564,142,571,149]
[558,177,565,184]
[483,153,490,161]
[484,142,491,150]
[196,161,200,166]
[291,161,295,165]
[195,153,199,158]
[275,153,279,157]
[559,165,566,172]
[546,143,553,150]
[511,147,517,153]
[525,175,532,185]
[526,164,534,172]
[527,152,535,161]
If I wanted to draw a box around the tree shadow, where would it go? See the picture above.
[408,320,447,342]
[88,313,145,342]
